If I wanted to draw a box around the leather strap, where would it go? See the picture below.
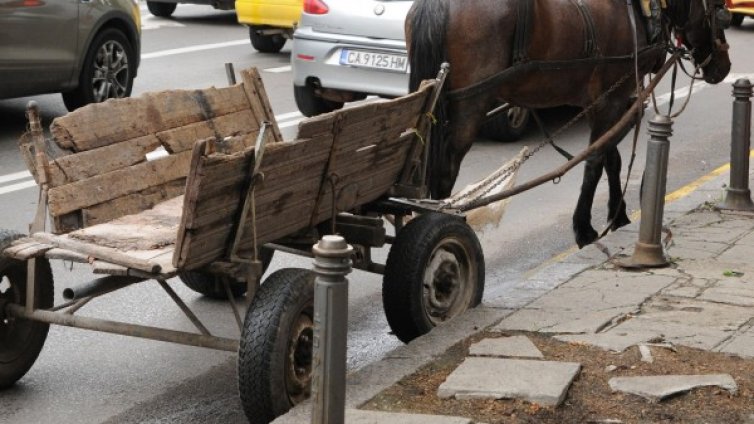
[512,0,533,64]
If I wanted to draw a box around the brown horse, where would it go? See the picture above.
[407,0,731,248]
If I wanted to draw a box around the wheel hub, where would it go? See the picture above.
[286,314,313,403]
[425,250,462,318]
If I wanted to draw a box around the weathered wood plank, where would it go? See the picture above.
[47,151,191,216]
[3,240,54,260]
[69,196,183,251]
[50,85,251,152]
[32,232,163,273]
[82,178,186,227]
[156,110,259,153]
[241,68,282,143]
[46,135,162,187]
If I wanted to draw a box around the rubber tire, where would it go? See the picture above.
[249,26,286,53]
[0,230,54,389]
[294,84,344,117]
[479,106,530,142]
[731,13,745,27]
[383,213,485,344]
[238,268,315,424]
[179,247,274,299]
[62,28,135,112]
[147,1,177,18]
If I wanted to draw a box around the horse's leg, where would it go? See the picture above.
[573,97,633,248]
[605,146,631,230]
[573,152,604,248]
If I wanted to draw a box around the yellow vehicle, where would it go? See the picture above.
[727,0,754,26]
[236,0,302,53]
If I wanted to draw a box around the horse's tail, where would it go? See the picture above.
[407,0,449,198]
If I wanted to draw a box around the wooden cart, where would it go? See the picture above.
[0,67,486,423]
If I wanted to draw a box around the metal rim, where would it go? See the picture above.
[507,106,529,130]
[422,237,475,325]
[92,40,130,103]
[285,304,314,404]
[0,262,35,364]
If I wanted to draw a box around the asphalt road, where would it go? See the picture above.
[0,5,753,423]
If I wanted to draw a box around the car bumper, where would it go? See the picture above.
[292,28,409,98]
[236,0,299,28]
[728,0,754,15]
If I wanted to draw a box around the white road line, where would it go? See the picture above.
[264,65,292,73]
[0,171,32,185]
[0,180,37,196]
[142,39,248,60]
[276,111,303,121]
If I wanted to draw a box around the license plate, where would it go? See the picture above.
[339,49,408,72]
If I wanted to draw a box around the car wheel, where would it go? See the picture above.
[62,28,135,111]
[147,1,177,18]
[249,26,286,53]
[293,84,344,117]
[479,105,530,142]
[731,13,744,27]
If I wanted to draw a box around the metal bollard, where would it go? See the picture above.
[225,62,237,85]
[621,115,672,268]
[310,235,353,424]
[720,79,754,211]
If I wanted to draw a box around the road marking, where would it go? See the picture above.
[264,65,292,73]
[0,171,32,185]
[0,180,37,196]
[141,16,187,31]
[142,39,248,60]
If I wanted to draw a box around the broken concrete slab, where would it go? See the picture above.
[716,327,754,358]
[492,307,632,334]
[608,374,737,402]
[468,336,543,358]
[437,357,581,406]
[346,409,473,424]
[555,331,661,352]
[699,279,754,307]
[610,316,732,351]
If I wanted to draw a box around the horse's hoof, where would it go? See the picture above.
[610,213,631,231]
[575,228,599,248]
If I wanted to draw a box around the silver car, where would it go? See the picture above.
[0,0,141,111]
[291,0,529,140]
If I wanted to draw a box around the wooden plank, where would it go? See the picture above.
[32,232,163,273]
[3,240,54,260]
[91,261,130,276]
[69,196,183,251]
[45,248,89,263]
[46,135,162,187]
[47,151,191,216]
[173,139,213,269]
[50,85,250,152]
[82,178,186,227]
[240,68,283,143]
[156,110,260,153]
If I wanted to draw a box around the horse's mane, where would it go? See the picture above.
[664,0,691,27]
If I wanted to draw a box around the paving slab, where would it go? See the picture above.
[555,330,662,352]
[491,306,632,334]
[699,279,754,307]
[437,357,581,406]
[716,326,754,358]
[346,410,474,424]
[469,336,543,358]
[610,316,732,351]
[608,374,738,402]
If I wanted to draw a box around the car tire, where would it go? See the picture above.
[147,1,177,18]
[294,84,344,117]
[249,26,286,53]
[479,105,530,142]
[62,28,135,112]
[731,13,744,27]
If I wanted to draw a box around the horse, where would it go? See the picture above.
[406,0,731,248]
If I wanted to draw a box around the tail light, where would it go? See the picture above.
[304,0,329,14]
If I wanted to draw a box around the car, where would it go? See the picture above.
[236,0,302,53]
[291,0,530,141]
[0,0,141,112]
[144,0,235,18]
[727,0,754,26]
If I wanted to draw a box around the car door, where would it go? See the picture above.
[0,0,79,99]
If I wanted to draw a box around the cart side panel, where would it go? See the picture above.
[42,69,277,234]
[174,135,333,270]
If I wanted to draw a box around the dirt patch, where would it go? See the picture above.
[363,332,754,423]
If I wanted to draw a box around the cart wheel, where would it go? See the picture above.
[238,268,315,424]
[179,247,274,299]
[0,230,54,389]
[383,213,484,343]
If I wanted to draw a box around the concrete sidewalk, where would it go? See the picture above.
[274,166,754,423]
